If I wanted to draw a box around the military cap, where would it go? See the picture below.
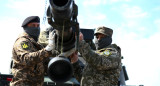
[94,26,113,37]
[21,16,40,27]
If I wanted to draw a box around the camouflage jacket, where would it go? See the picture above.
[73,40,121,86]
[10,32,52,86]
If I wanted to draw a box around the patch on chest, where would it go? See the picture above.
[21,41,30,50]
[97,50,111,56]
[103,50,111,56]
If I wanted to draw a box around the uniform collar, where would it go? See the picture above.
[19,32,36,43]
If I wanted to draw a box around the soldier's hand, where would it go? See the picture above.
[79,32,84,42]
[45,31,55,51]
[69,51,78,64]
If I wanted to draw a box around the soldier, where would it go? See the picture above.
[10,16,56,86]
[70,26,122,86]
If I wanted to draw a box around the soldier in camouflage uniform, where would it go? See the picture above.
[10,16,56,86]
[71,26,122,86]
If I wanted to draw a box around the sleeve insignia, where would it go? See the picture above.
[103,50,111,56]
[21,41,30,50]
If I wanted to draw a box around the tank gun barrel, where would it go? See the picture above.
[46,0,79,83]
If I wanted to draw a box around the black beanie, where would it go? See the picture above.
[21,16,40,27]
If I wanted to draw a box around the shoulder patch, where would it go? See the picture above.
[96,49,112,56]
[21,41,30,50]
[103,50,111,56]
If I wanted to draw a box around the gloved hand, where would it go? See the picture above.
[45,31,55,51]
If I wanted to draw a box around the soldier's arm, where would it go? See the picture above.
[13,38,52,66]
[79,40,121,70]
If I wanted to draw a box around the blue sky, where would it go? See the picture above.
[0,0,160,86]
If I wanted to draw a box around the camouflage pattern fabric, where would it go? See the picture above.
[73,40,121,86]
[72,61,83,83]
[94,26,113,37]
[10,32,52,86]
[38,30,49,47]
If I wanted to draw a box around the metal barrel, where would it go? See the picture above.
[48,0,74,28]
[47,56,73,83]
[47,0,78,83]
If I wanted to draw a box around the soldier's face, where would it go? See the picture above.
[27,22,40,28]
[95,33,106,40]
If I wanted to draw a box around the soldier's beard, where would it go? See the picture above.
[95,36,112,50]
